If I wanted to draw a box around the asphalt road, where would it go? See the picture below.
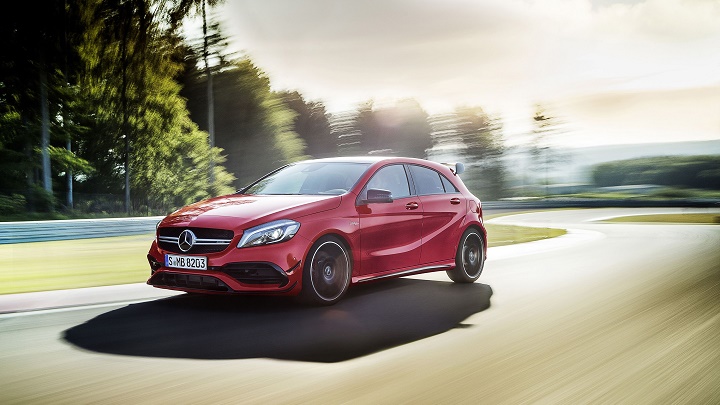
[1,208,719,404]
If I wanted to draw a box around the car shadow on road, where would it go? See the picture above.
[63,279,492,363]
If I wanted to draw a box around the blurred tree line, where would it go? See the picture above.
[593,156,720,190]
[1,0,236,215]
[428,107,505,199]
[0,0,509,217]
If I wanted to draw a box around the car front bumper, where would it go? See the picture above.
[146,237,308,296]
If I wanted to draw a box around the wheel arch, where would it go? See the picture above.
[299,232,354,305]
[305,231,356,275]
[462,223,487,253]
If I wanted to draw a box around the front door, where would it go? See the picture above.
[357,164,422,276]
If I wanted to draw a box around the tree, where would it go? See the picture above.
[179,21,310,187]
[455,107,506,199]
[354,99,433,158]
[181,53,307,188]
[428,107,506,199]
[0,0,88,211]
[0,0,236,216]
[530,104,568,194]
[278,91,335,158]
[169,0,225,184]
[593,156,720,190]
[75,0,234,213]
[331,110,362,156]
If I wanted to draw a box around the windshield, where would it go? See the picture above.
[243,162,371,195]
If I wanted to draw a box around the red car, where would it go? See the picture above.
[147,157,486,305]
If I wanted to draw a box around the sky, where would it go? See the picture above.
[209,0,720,147]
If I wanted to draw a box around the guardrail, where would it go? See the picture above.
[0,216,164,244]
[1,199,718,244]
[482,199,720,211]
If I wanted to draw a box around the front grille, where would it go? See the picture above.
[158,227,234,254]
[220,262,289,286]
[149,272,229,292]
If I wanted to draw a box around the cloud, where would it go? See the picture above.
[217,0,720,144]
[558,84,720,145]
[594,0,720,41]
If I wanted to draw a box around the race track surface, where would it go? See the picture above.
[1,208,719,403]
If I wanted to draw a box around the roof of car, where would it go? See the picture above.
[296,156,392,164]
[297,156,444,166]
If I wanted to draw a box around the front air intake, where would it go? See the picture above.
[149,272,230,292]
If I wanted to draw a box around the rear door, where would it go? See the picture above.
[408,164,466,265]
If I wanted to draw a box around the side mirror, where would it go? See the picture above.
[365,188,393,204]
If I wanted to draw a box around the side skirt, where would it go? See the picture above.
[355,264,452,283]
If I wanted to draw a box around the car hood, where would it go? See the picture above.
[160,194,342,229]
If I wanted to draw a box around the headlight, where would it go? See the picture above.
[237,219,300,248]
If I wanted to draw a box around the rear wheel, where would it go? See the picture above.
[447,228,485,283]
[299,236,352,305]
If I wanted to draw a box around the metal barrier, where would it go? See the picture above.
[482,199,719,211]
[0,216,164,244]
[1,199,717,244]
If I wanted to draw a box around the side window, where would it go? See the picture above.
[441,174,459,193]
[366,165,411,199]
[409,165,445,196]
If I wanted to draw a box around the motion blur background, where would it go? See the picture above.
[1,0,719,219]
[2,3,720,403]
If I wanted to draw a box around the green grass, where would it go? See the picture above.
[0,220,567,295]
[484,209,568,247]
[559,192,643,200]
[0,233,154,295]
[603,213,720,224]
[486,224,566,247]
[550,188,720,200]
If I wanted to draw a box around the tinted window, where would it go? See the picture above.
[409,165,445,195]
[244,162,370,195]
[366,165,411,199]
[441,174,459,193]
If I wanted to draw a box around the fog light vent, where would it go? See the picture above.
[147,254,163,272]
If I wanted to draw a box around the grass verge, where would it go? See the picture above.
[486,224,566,247]
[1,234,154,295]
[1,220,567,295]
[603,213,720,224]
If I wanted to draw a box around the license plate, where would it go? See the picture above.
[165,254,207,270]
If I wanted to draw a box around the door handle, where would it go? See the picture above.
[405,202,419,210]
[450,198,461,205]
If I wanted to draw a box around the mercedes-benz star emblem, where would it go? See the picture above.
[178,229,196,252]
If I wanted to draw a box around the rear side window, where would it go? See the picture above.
[441,175,459,193]
[409,165,445,195]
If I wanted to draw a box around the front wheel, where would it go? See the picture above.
[447,228,485,283]
[299,236,352,305]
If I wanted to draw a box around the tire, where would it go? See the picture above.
[299,236,352,305]
[447,228,485,283]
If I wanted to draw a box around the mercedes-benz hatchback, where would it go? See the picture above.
[147,156,486,305]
